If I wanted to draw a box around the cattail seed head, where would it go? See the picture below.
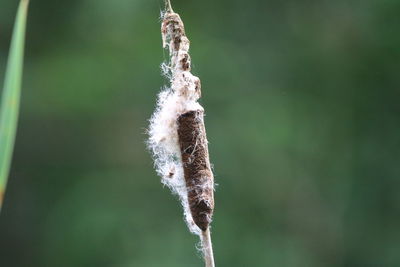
[178,110,214,231]
[148,9,214,235]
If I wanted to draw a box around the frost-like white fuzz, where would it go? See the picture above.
[148,11,204,235]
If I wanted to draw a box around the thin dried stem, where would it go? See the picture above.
[202,228,215,267]
[165,0,173,13]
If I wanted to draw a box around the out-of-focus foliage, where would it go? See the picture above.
[0,0,399,266]
[0,0,29,210]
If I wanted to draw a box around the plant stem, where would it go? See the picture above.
[0,0,29,211]
[165,0,173,13]
[201,228,215,267]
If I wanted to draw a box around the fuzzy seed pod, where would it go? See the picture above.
[148,4,216,266]
[148,8,214,235]
[178,110,214,231]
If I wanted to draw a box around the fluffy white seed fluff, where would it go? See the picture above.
[148,12,204,235]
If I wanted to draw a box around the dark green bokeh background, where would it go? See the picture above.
[1,0,399,266]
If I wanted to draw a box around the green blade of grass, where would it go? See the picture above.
[0,0,30,210]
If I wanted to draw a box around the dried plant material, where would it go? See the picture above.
[147,2,215,266]
[148,8,214,235]
[178,110,214,231]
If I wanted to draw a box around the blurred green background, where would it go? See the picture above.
[1,0,399,266]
